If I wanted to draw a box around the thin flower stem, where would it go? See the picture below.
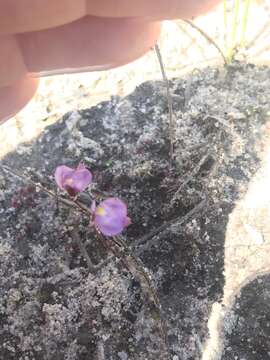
[155,44,174,168]
[109,234,170,359]
[71,228,95,271]
[124,249,170,359]
[73,199,91,214]
[92,188,115,199]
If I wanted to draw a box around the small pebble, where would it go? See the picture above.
[118,351,128,360]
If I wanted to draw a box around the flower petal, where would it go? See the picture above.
[101,198,127,216]
[70,166,92,193]
[54,165,74,190]
[94,198,130,236]
[54,164,92,195]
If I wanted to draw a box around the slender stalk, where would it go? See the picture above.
[154,44,174,168]
[228,0,240,62]
[71,228,95,271]
[126,251,169,359]
[223,0,228,51]
[241,0,251,48]
[113,235,170,359]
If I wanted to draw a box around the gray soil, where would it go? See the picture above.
[0,62,270,360]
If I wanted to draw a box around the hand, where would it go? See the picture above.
[0,0,221,122]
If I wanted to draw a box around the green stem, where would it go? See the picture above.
[228,0,240,62]
[241,0,251,48]
[223,0,228,51]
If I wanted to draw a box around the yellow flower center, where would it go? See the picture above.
[96,206,106,216]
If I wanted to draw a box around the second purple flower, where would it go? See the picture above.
[92,198,131,236]
[54,163,92,197]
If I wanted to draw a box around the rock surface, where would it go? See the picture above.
[0,63,270,359]
[222,274,270,360]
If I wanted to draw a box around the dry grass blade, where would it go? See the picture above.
[204,115,242,142]
[154,44,175,168]
[125,251,169,359]
[111,235,170,360]
[173,152,212,197]
[134,198,207,250]
[245,22,270,50]
[183,19,228,65]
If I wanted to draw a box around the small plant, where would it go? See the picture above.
[54,164,131,237]
[225,0,251,62]
[178,0,251,65]
[2,163,169,358]
[52,163,169,357]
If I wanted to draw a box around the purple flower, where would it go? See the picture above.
[54,164,92,197]
[93,198,131,236]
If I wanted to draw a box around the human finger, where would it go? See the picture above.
[85,0,221,19]
[17,17,160,76]
[0,0,85,34]
[0,0,221,34]
[0,77,39,124]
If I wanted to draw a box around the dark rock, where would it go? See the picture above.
[0,64,269,359]
[222,274,270,360]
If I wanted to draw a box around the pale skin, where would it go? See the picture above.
[0,0,221,123]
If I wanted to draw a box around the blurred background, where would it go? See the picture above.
[0,0,269,158]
